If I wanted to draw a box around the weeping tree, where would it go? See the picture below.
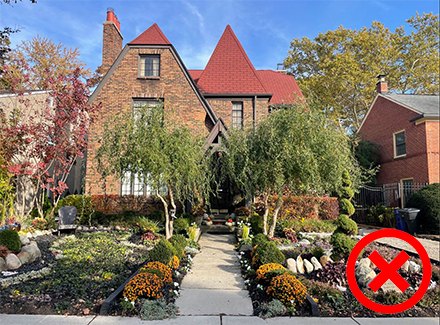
[96,103,211,239]
[222,102,360,237]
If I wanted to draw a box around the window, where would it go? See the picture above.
[139,55,160,77]
[232,102,243,129]
[394,130,406,157]
[121,171,155,196]
[132,99,161,121]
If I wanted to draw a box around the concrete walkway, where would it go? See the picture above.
[358,227,440,262]
[0,314,438,325]
[175,232,253,316]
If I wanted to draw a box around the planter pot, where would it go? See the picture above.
[225,222,233,227]
[205,221,213,226]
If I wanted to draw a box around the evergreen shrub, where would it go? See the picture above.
[0,229,21,254]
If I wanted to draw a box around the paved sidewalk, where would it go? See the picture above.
[358,227,440,262]
[0,314,438,325]
[175,232,253,316]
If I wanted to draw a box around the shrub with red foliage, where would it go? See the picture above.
[262,195,339,221]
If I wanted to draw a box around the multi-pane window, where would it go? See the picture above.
[394,131,406,157]
[121,171,155,196]
[139,55,160,77]
[232,102,243,129]
[133,99,160,121]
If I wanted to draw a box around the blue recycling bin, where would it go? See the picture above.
[394,209,406,232]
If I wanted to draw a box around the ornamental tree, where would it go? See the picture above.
[96,103,211,239]
[222,101,360,237]
[0,60,100,219]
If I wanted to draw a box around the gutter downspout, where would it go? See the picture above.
[253,95,257,130]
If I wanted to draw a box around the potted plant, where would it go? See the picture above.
[205,217,213,226]
[225,218,234,227]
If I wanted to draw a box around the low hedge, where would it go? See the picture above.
[407,183,439,235]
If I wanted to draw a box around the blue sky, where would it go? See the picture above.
[1,0,438,72]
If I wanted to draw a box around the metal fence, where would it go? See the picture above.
[352,182,428,225]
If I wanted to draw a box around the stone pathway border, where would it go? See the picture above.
[0,314,438,325]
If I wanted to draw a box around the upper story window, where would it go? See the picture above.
[139,55,160,77]
[232,102,243,130]
[121,171,167,196]
[394,130,406,158]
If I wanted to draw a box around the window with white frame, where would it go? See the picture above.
[394,130,406,157]
[121,171,154,196]
[232,102,243,129]
[139,55,160,77]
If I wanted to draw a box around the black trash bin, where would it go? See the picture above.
[398,208,420,235]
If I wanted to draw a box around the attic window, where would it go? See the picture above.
[139,55,160,77]
[394,130,406,158]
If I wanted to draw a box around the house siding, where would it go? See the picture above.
[358,96,431,185]
[86,46,211,195]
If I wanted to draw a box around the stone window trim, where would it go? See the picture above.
[393,129,406,159]
[231,101,243,130]
[138,54,160,78]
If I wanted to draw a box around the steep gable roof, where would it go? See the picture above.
[197,25,268,94]
[128,23,171,45]
[257,70,303,104]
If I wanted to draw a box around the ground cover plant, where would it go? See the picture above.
[237,221,439,318]
[0,231,148,315]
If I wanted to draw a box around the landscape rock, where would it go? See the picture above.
[33,230,43,237]
[17,251,31,264]
[55,254,65,260]
[5,253,22,270]
[379,279,403,293]
[358,258,371,269]
[21,244,41,263]
[29,241,38,247]
[304,259,314,273]
[98,226,104,231]
[298,239,311,245]
[320,255,333,266]
[286,258,297,273]
[19,235,30,246]
[0,257,6,271]
[25,232,33,239]
[356,265,377,287]
[409,261,421,273]
[401,261,409,272]
[311,257,322,270]
[296,256,304,274]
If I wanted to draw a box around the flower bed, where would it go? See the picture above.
[0,231,148,315]
[237,224,440,318]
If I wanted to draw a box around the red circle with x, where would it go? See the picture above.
[346,228,432,314]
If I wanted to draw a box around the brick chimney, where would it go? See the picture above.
[376,74,388,94]
[102,7,123,74]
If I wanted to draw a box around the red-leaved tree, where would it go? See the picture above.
[0,59,100,219]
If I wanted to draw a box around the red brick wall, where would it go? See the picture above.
[358,96,430,185]
[86,46,211,195]
[207,98,269,129]
[426,121,440,183]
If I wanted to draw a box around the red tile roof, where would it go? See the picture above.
[188,69,203,83]
[196,25,268,94]
[128,23,171,45]
[256,70,303,104]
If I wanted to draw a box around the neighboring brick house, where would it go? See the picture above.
[85,9,303,197]
[358,75,439,206]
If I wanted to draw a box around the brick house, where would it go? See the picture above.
[358,75,439,206]
[85,8,303,202]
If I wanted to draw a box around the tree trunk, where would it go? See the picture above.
[168,187,177,237]
[262,192,269,236]
[268,195,283,238]
[157,189,170,239]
